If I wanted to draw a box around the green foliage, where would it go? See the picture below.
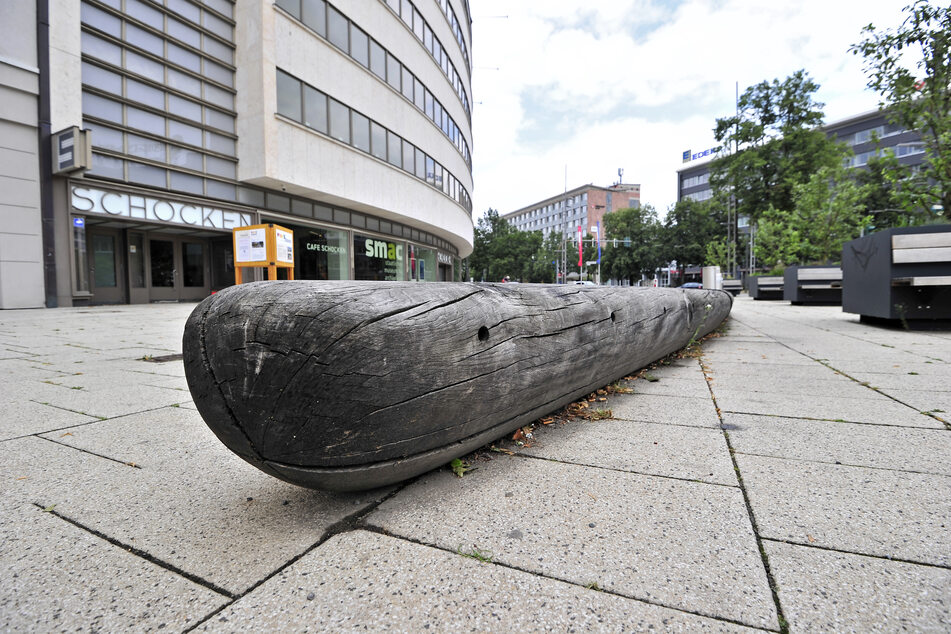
[710,70,846,225]
[601,206,664,283]
[467,209,550,282]
[663,199,725,282]
[851,1,951,217]
[704,236,732,271]
[754,164,871,268]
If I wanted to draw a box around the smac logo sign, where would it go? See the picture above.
[364,238,403,261]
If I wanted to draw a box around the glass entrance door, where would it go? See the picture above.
[148,239,178,301]
[148,237,212,302]
[87,229,125,304]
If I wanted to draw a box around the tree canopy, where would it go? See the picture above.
[710,70,846,225]
[851,0,951,218]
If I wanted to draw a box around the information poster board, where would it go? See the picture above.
[232,224,295,283]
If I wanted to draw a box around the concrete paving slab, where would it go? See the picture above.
[764,540,951,633]
[735,453,951,567]
[0,502,229,632]
[724,413,951,475]
[0,400,99,441]
[27,381,191,419]
[366,455,778,629]
[841,369,951,393]
[605,392,721,428]
[701,342,816,366]
[204,530,761,633]
[620,374,714,398]
[7,413,391,596]
[712,389,944,429]
[517,417,738,486]
[825,359,951,376]
[704,368,882,399]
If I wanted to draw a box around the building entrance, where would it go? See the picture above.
[147,237,210,302]
[86,228,125,304]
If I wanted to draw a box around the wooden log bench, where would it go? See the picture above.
[747,275,784,300]
[843,225,951,322]
[183,281,733,491]
[783,266,843,305]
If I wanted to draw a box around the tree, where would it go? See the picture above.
[601,206,664,284]
[663,199,725,283]
[851,1,951,217]
[710,70,846,225]
[754,164,870,269]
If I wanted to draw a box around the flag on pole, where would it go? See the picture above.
[577,225,583,267]
[596,222,601,264]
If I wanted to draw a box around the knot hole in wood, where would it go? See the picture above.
[478,326,490,341]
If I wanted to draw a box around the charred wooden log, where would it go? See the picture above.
[183,281,732,491]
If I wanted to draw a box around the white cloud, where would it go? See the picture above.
[470,0,907,219]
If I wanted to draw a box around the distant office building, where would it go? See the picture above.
[0,0,474,308]
[676,109,927,204]
[502,183,641,239]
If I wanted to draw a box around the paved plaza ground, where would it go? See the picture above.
[1,294,950,631]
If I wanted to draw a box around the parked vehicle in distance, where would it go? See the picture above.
[680,282,703,289]
[573,281,596,286]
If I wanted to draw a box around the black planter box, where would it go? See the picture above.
[783,266,842,305]
[842,225,951,321]
[748,275,783,300]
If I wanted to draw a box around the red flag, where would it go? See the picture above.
[577,225,583,267]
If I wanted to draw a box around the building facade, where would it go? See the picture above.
[676,109,927,204]
[502,183,641,239]
[0,0,474,308]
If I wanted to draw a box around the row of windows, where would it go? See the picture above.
[82,156,460,257]
[846,143,925,168]
[431,0,470,71]
[684,189,713,202]
[835,122,907,147]
[378,0,471,119]
[681,172,709,189]
[276,70,472,215]
[274,0,470,169]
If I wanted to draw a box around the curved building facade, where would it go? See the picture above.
[0,0,473,308]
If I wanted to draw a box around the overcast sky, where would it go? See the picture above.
[468,0,910,220]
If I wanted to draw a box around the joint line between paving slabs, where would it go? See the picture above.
[759,537,951,571]
[36,435,143,469]
[184,482,410,632]
[30,503,236,600]
[508,451,739,489]
[730,447,951,479]
[701,353,790,634]
[355,524,771,632]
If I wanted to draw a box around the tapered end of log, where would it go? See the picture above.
[183,282,731,491]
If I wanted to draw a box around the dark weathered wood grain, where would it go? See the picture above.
[183,281,732,491]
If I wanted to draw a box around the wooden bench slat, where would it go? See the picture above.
[797,269,842,281]
[893,233,951,250]
[893,246,951,264]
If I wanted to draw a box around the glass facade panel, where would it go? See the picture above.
[350,24,369,67]
[303,85,327,132]
[351,111,370,152]
[276,69,302,121]
[128,161,166,187]
[126,78,164,109]
[370,122,386,160]
[387,131,401,167]
[327,6,348,52]
[92,234,117,287]
[126,51,164,80]
[354,235,405,281]
[127,133,165,160]
[127,107,166,136]
[298,227,349,280]
[329,98,349,143]
[169,119,203,146]
[301,0,326,36]
[169,94,202,122]
[85,122,123,151]
[82,62,122,94]
[82,32,122,65]
[369,40,385,80]
[183,242,205,287]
